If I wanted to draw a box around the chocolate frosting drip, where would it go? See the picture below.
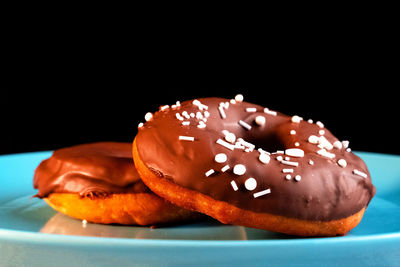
[34,142,149,198]
[136,97,376,221]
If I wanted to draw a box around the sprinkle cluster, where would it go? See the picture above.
[139,94,369,200]
[176,100,210,130]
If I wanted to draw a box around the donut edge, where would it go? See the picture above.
[133,138,366,236]
[44,192,203,226]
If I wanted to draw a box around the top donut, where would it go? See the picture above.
[135,95,376,222]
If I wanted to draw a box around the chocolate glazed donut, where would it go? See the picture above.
[34,142,203,226]
[133,96,376,236]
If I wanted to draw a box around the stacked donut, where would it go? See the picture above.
[33,142,203,226]
[34,95,376,236]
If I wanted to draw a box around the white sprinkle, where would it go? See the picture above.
[317,149,335,159]
[291,115,302,123]
[190,113,195,118]
[338,159,347,167]
[275,150,284,154]
[255,115,266,126]
[259,153,271,164]
[233,164,246,175]
[196,112,203,119]
[276,155,283,161]
[224,132,236,144]
[218,105,227,119]
[333,140,343,149]
[319,130,325,135]
[82,219,87,227]
[264,108,277,116]
[285,174,292,180]
[318,136,333,150]
[282,168,294,173]
[285,156,290,161]
[285,148,305,158]
[234,143,246,150]
[238,120,252,130]
[215,153,228,163]
[295,142,300,147]
[353,169,368,178]
[245,178,257,191]
[342,140,350,149]
[204,111,210,118]
[309,160,314,165]
[179,136,195,141]
[346,148,352,152]
[192,99,201,106]
[253,188,271,198]
[138,122,144,128]
[295,175,302,182]
[290,130,296,135]
[182,111,190,119]
[192,99,208,110]
[308,135,320,144]
[244,147,252,153]
[316,121,324,128]
[237,138,255,150]
[308,119,313,124]
[281,160,299,167]
[160,105,169,111]
[231,180,239,191]
[235,94,244,103]
[197,121,206,128]
[182,121,190,126]
[230,99,236,104]
[216,139,235,150]
[221,165,230,172]
[145,112,153,121]
[205,169,215,177]
[175,113,184,121]
[246,107,257,112]
[175,101,181,107]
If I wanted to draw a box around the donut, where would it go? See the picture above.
[34,142,202,225]
[133,96,376,236]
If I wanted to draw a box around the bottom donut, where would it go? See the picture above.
[33,142,203,226]
[44,193,202,226]
[133,139,365,236]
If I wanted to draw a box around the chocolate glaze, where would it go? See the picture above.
[136,97,376,221]
[34,142,149,198]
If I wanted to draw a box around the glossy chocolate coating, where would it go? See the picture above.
[135,97,376,221]
[34,142,149,198]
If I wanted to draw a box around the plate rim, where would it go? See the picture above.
[1,150,400,246]
[1,226,400,247]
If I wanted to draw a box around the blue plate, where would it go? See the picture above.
[0,151,399,266]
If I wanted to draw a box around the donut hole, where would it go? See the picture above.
[246,132,287,153]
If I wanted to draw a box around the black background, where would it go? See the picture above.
[1,24,397,156]
[1,69,398,156]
